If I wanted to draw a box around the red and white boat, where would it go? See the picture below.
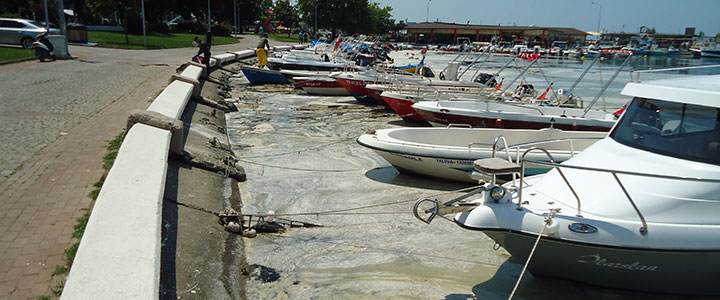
[292,76,350,96]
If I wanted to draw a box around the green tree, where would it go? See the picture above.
[273,0,298,28]
[85,0,140,43]
[367,2,393,34]
[296,0,392,34]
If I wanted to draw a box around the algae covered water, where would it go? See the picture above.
[225,52,718,299]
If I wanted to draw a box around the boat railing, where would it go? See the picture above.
[500,136,603,166]
[445,123,473,128]
[516,153,720,235]
[630,64,720,82]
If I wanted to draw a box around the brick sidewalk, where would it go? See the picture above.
[0,66,176,300]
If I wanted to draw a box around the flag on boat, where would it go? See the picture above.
[537,87,550,100]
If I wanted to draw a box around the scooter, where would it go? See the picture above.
[32,35,55,62]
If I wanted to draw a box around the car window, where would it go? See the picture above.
[2,20,25,28]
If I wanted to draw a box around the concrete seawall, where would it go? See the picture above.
[61,44,305,299]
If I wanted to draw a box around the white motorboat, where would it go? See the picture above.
[414,75,720,295]
[358,127,604,183]
[412,99,617,131]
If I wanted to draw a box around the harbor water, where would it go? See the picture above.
[226,52,720,299]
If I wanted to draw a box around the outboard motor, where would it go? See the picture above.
[512,84,536,99]
[473,73,497,87]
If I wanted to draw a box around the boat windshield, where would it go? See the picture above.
[610,97,720,165]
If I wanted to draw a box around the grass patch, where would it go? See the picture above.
[51,281,64,297]
[73,212,90,239]
[106,132,124,151]
[52,265,69,276]
[64,243,79,267]
[42,132,124,299]
[87,189,100,201]
[102,151,118,170]
[268,33,303,43]
[88,31,239,49]
[0,46,34,63]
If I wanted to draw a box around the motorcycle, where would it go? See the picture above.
[32,33,55,62]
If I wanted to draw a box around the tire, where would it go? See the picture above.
[39,55,46,62]
[21,37,34,49]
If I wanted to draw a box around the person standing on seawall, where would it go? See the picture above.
[194,36,211,70]
[256,33,271,68]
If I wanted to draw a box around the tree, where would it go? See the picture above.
[273,0,298,29]
[85,0,140,43]
[367,2,393,34]
[296,0,393,34]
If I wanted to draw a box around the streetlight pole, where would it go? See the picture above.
[314,3,318,37]
[426,0,431,23]
[141,0,146,48]
[591,1,602,33]
[233,0,237,35]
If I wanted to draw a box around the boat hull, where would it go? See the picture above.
[414,107,611,132]
[701,50,720,58]
[462,227,720,295]
[364,147,551,183]
[381,94,427,123]
[365,87,388,106]
[241,67,289,85]
[294,78,350,96]
[334,77,378,104]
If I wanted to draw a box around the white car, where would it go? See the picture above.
[0,18,49,48]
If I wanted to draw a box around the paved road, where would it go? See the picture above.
[0,34,262,300]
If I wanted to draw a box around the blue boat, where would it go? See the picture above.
[240,66,289,85]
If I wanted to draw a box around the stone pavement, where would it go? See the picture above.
[0,35,261,300]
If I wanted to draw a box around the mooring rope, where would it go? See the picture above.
[244,185,481,218]
[236,136,359,159]
[165,185,480,219]
[236,157,363,172]
[508,220,549,300]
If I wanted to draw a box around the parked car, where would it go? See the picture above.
[0,18,49,48]
[29,21,61,34]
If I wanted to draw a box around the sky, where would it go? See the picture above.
[372,0,720,35]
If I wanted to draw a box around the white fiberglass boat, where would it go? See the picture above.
[412,99,617,131]
[414,75,720,295]
[358,127,604,183]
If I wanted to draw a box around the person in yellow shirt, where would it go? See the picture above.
[256,33,270,68]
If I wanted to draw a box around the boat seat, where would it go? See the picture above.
[473,158,521,175]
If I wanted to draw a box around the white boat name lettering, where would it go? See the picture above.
[577,254,658,271]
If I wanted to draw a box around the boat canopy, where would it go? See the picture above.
[621,75,720,108]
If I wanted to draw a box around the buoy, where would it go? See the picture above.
[242,228,257,238]
[226,221,241,233]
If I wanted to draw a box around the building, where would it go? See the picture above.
[406,22,588,47]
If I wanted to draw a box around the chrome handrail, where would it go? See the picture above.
[517,158,720,234]
[488,135,514,185]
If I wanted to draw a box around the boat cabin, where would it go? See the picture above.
[612,75,720,166]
